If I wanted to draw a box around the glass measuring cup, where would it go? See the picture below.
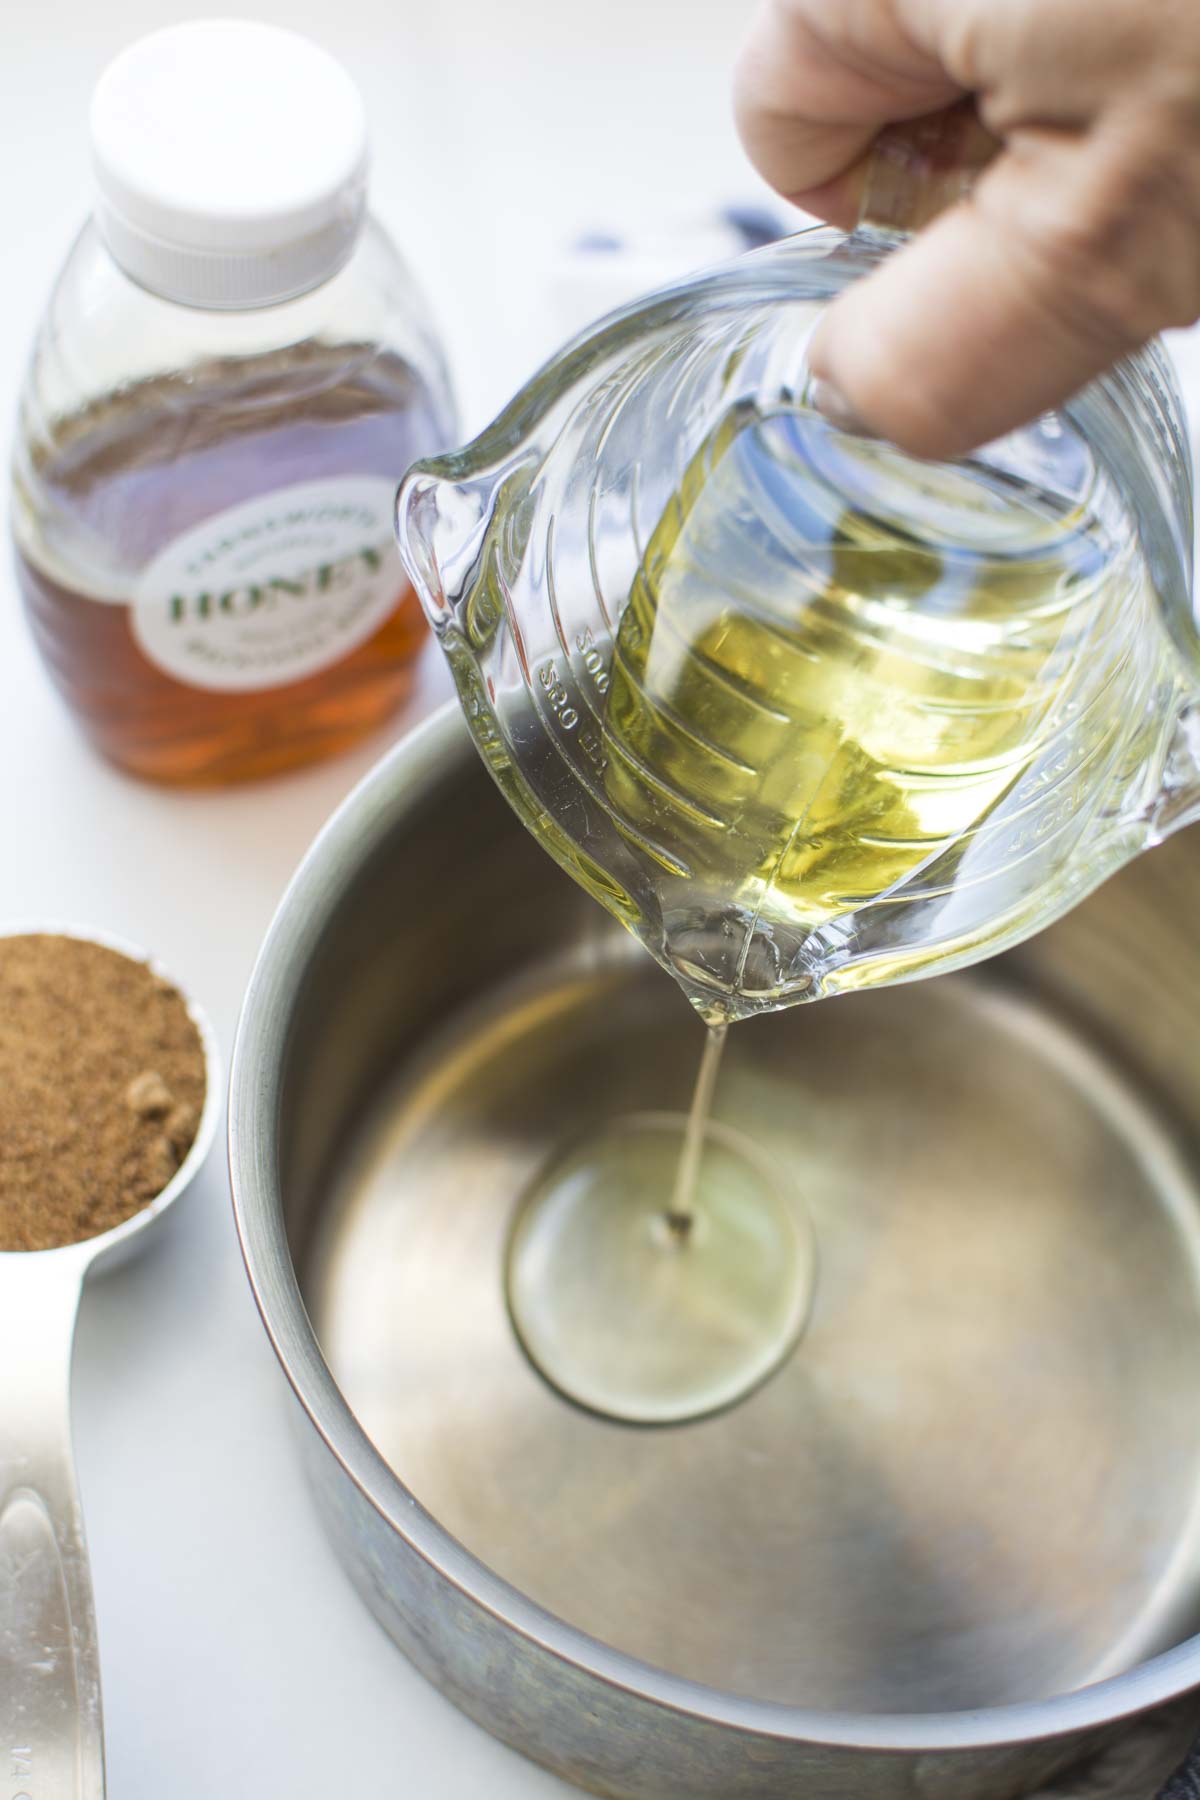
[0,929,219,1798]
[398,114,1198,1022]
[396,110,1199,1425]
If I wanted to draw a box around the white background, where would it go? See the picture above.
[2,4,1200,1797]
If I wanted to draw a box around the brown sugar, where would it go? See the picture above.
[0,934,208,1251]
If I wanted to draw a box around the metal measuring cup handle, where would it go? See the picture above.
[0,1243,106,1798]
[0,928,220,1800]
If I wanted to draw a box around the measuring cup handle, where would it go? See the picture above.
[858,99,1001,237]
[0,1248,105,1799]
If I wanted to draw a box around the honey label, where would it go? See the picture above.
[131,475,402,691]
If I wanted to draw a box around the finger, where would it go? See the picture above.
[734,0,962,228]
[806,133,1167,459]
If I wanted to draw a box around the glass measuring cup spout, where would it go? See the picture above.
[398,118,1200,1022]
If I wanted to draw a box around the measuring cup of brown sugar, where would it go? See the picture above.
[0,929,219,1800]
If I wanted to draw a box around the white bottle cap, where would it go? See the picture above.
[90,20,370,311]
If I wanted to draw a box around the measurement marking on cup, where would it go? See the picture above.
[576,626,610,694]
[537,656,607,772]
[11,1741,33,1800]
[538,660,580,730]
[578,727,607,774]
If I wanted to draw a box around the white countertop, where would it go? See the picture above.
[3,5,1199,1796]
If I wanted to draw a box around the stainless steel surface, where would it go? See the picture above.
[230,704,1200,1798]
[312,957,1200,1711]
[0,931,220,1800]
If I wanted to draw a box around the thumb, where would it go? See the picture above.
[806,140,1149,460]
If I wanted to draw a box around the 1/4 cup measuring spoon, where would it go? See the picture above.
[0,927,220,1800]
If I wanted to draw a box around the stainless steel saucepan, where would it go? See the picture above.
[230,704,1200,1799]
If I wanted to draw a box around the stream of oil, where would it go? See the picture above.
[503,400,1164,1420]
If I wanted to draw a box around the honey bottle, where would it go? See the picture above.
[10,20,455,783]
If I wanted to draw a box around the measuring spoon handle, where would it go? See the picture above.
[0,1247,105,1799]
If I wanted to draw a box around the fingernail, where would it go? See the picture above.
[808,376,875,439]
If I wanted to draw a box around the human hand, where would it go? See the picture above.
[735,0,1200,457]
